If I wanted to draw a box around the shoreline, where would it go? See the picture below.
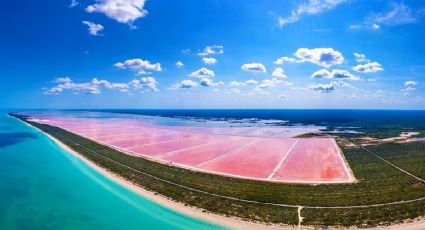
[13,115,425,230]
[21,117,293,230]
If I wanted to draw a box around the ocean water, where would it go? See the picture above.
[0,112,226,230]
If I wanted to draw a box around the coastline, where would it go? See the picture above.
[14,116,425,230]
[21,118,294,230]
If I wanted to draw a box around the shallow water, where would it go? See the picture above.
[0,112,226,230]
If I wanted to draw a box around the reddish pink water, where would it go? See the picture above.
[36,117,353,183]
[160,136,254,166]
[199,138,297,178]
[271,138,350,182]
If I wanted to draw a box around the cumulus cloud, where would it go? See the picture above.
[274,48,344,68]
[330,69,360,80]
[197,45,224,56]
[295,48,344,68]
[86,0,148,25]
[114,58,162,74]
[229,79,258,87]
[353,53,370,63]
[170,80,198,89]
[241,63,267,73]
[311,69,360,80]
[273,56,298,65]
[82,21,104,36]
[309,83,336,93]
[200,78,223,87]
[44,76,156,95]
[202,57,217,65]
[271,67,287,78]
[175,61,184,68]
[351,53,383,73]
[189,67,215,78]
[308,80,353,94]
[311,69,331,79]
[405,81,418,87]
[353,62,383,73]
[129,77,158,91]
[278,0,347,27]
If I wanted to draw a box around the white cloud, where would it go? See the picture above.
[348,24,362,30]
[331,80,352,88]
[402,87,416,92]
[309,83,336,93]
[352,53,383,73]
[114,58,162,74]
[271,67,287,78]
[255,78,282,90]
[86,0,148,25]
[405,81,418,87]
[129,77,158,91]
[229,79,258,87]
[353,53,370,63]
[55,77,72,83]
[311,69,331,79]
[330,69,360,80]
[241,63,267,73]
[200,78,223,87]
[82,21,104,36]
[202,57,217,65]
[273,56,298,64]
[229,81,246,87]
[278,0,347,27]
[245,79,258,85]
[371,23,381,30]
[353,62,383,73]
[44,77,155,95]
[176,61,184,68]
[189,67,215,78]
[171,80,198,89]
[368,3,424,26]
[274,48,344,68]
[311,69,360,80]
[69,0,78,8]
[294,48,344,68]
[349,23,381,31]
[197,45,224,56]
[351,3,424,30]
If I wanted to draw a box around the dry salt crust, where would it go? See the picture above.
[29,116,355,184]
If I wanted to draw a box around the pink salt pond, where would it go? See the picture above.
[36,116,354,183]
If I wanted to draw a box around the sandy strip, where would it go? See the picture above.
[13,117,425,230]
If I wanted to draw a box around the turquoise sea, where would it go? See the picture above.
[0,112,226,230]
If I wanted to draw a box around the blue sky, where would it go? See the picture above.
[1,0,424,109]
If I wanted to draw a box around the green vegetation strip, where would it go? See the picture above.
[11,113,425,227]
